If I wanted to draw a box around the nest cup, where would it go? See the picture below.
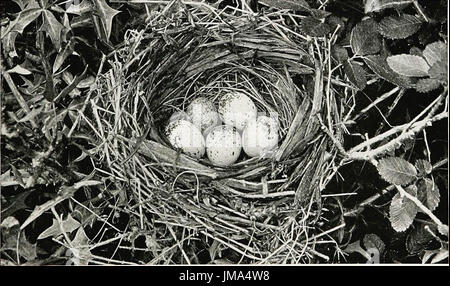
[90,2,339,263]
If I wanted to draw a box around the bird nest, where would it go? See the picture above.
[86,2,341,263]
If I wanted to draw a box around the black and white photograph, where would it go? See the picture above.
[0,0,448,271]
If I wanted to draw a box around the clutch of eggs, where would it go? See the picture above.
[205,125,242,167]
[218,92,257,131]
[165,119,205,159]
[242,116,279,158]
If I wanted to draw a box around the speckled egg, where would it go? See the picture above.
[242,116,279,158]
[205,125,242,167]
[169,110,190,122]
[218,92,257,131]
[186,97,220,135]
[165,119,205,159]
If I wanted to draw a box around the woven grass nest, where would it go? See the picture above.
[87,2,341,264]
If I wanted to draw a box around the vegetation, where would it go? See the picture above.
[1,0,448,265]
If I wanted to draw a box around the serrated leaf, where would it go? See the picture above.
[423,41,448,67]
[417,178,440,212]
[364,54,413,87]
[92,0,121,41]
[414,78,442,93]
[378,14,422,39]
[387,54,430,77]
[343,60,367,90]
[350,19,382,56]
[428,60,447,82]
[377,157,418,185]
[389,185,418,232]
[37,214,81,240]
[364,0,413,13]
[415,159,432,176]
[300,17,333,37]
[40,10,65,51]
[363,233,386,255]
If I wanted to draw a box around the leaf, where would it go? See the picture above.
[2,8,43,36]
[343,240,372,261]
[1,216,20,229]
[350,18,382,56]
[38,214,81,240]
[67,228,92,265]
[77,75,96,89]
[414,78,442,93]
[363,233,385,256]
[20,186,77,230]
[12,0,35,10]
[364,0,413,13]
[428,60,448,82]
[430,249,449,264]
[377,157,418,186]
[2,31,20,58]
[417,178,440,212]
[299,17,333,37]
[423,41,448,67]
[387,54,430,77]
[331,45,349,63]
[1,225,37,261]
[389,185,418,232]
[7,65,32,75]
[53,38,75,73]
[406,223,437,254]
[1,189,34,218]
[378,14,422,39]
[40,10,65,51]
[364,54,413,87]
[415,159,432,176]
[66,0,94,15]
[343,60,367,90]
[92,0,121,41]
